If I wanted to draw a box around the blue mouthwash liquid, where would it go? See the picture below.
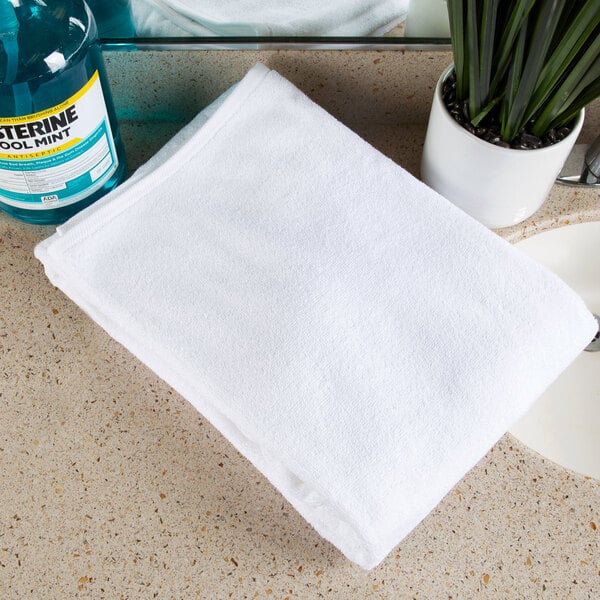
[0,0,127,224]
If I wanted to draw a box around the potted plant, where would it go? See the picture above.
[421,0,600,229]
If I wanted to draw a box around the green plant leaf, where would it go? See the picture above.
[488,0,537,98]
[502,0,567,141]
[471,95,502,127]
[547,77,600,131]
[531,30,600,135]
[479,0,499,105]
[447,0,468,100]
[466,0,482,118]
[500,14,528,140]
[526,5,600,123]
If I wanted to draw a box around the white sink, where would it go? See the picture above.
[509,221,600,479]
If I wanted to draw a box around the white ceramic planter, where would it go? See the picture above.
[421,66,585,229]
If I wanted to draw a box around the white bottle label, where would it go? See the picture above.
[0,71,119,210]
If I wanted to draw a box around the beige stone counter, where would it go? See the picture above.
[1,50,599,599]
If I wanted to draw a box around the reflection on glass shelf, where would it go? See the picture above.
[88,0,136,37]
[90,0,452,45]
[129,0,409,37]
[404,0,450,38]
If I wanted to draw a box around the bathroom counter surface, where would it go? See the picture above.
[1,50,599,599]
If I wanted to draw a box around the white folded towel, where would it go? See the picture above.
[131,0,408,37]
[35,64,596,569]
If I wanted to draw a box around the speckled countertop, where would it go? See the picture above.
[1,50,599,599]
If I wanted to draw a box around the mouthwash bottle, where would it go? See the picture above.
[0,0,127,224]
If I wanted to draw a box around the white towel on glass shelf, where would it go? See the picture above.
[131,0,213,37]
[131,0,408,36]
[35,64,597,570]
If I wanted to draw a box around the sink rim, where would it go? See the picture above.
[508,220,600,481]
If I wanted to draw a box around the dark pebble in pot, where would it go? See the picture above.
[544,129,557,144]
[518,132,543,146]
